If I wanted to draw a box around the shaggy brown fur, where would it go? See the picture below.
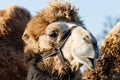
[82,22,120,80]
[24,1,83,43]
[22,1,83,80]
[0,5,31,80]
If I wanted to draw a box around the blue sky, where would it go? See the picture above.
[0,0,120,38]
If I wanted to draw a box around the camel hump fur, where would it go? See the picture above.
[0,5,31,80]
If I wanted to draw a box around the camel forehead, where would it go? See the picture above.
[45,22,68,32]
[45,21,80,32]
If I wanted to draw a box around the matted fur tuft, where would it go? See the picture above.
[25,1,83,40]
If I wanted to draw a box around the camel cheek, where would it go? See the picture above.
[39,35,53,52]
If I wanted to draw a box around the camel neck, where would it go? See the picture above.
[27,62,82,80]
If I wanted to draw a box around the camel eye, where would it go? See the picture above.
[48,31,58,38]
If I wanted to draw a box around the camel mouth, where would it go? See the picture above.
[73,49,96,69]
[78,57,96,69]
[86,58,95,69]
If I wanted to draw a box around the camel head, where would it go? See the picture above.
[22,1,99,76]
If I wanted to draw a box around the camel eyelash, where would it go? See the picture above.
[48,31,58,38]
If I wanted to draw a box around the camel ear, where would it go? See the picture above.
[22,30,34,45]
[22,31,30,44]
[22,30,40,54]
[22,31,36,63]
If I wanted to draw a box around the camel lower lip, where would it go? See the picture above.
[87,58,95,69]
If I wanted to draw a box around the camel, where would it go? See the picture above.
[0,5,31,80]
[22,1,100,80]
[82,22,120,80]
